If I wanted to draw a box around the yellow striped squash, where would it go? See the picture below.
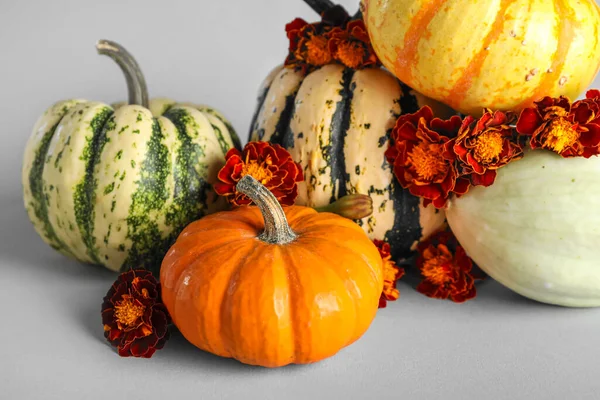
[362,0,600,116]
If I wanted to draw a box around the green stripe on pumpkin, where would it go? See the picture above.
[121,119,171,273]
[27,104,77,254]
[209,122,231,156]
[199,106,241,150]
[73,107,115,264]
[128,107,211,276]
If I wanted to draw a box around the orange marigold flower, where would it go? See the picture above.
[284,6,350,73]
[102,269,171,358]
[329,20,380,69]
[384,106,470,209]
[451,110,523,187]
[516,92,600,158]
[416,230,482,303]
[373,239,405,308]
[214,142,304,206]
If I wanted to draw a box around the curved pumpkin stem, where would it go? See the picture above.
[96,39,149,109]
[303,0,335,15]
[236,175,297,245]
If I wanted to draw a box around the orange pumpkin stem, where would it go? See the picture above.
[236,175,298,244]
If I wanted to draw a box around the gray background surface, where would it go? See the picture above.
[2,1,600,399]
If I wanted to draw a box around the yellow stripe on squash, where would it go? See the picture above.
[362,0,600,116]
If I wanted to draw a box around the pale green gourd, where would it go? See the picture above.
[446,149,600,307]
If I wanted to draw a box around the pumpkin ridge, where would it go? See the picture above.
[251,68,305,145]
[290,212,382,287]
[515,0,577,109]
[218,242,268,363]
[279,243,353,364]
[279,245,301,365]
[121,118,171,274]
[199,106,242,151]
[395,0,446,87]
[273,86,303,148]
[26,101,81,256]
[296,237,363,343]
[385,177,422,260]
[162,232,253,290]
[208,121,231,157]
[162,108,213,244]
[447,0,514,110]
[248,66,282,143]
[172,239,254,357]
[328,68,355,203]
[73,106,115,265]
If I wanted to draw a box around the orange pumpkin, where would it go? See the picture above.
[362,0,600,116]
[160,175,383,368]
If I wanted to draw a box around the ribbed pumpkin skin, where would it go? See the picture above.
[446,150,600,307]
[160,206,383,368]
[362,0,600,116]
[249,64,449,260]
[22,97,240,274]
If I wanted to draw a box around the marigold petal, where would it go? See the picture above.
[449,287,476,303]
[393,107,434,139]
[378,296,389,308]
[394,121,420,142]
[572,102,595,124]
[465,153,485,174]
[453,177,471,195]
[580,123,600,147]
[217,156,243,183]
[516,108,543,136]
[117,343,132,357]
[409,183,442,201]
[130,333,160,357]
[213,181,235,196]
[107,327,123,342]
[417,280,449,299]
[430,115,463,138]
[285,18,309,38]
[471,170,496,187]
[586,89,600,100]
[277,184,299,206]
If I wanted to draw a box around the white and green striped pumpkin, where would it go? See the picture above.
[22,40,240,274]
[249,61,453,260]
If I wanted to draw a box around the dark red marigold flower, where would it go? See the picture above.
[284,6,350,73]
[373,239,405,308]
[416,230,484,303]
[214,142,304,206]
[328,20,380,69]
[384,106,470,209]
[451,109,523,187]
[516,93,600,158]
[102,269,171,358]
[285,18,332,72]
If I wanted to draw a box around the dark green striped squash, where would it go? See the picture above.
[248,2,455,260]
[22,40,240,274]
